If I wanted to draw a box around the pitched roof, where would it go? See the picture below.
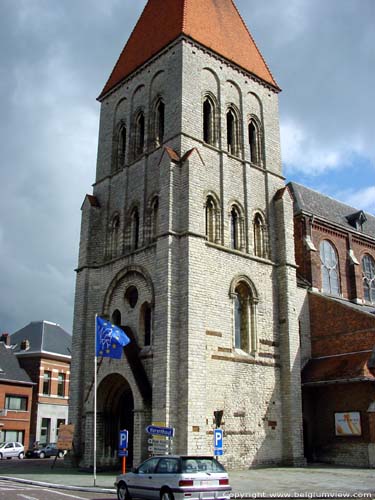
[302,351,375,385]
[288,182,375,239]
[11,321,72,358]
[99,0,278,99]
[0,343,33,385]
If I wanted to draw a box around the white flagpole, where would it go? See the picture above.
[94,314,97,487]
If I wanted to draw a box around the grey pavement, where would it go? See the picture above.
[0,460,374,498]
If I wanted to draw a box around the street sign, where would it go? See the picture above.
[146,425,175,438]
[119,429,128,450]
[214,428,223,455]
[119,449,128,457]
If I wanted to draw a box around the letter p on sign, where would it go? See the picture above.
[214,429,223,449]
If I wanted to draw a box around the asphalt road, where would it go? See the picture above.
[0,480,114,500]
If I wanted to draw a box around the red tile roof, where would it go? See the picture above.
[99,0,278,99]
[302,351,375,385]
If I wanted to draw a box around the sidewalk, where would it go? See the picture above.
[0,460,374,498]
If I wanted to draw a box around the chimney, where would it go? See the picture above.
[20,339,30,350]
[0,333,10,345]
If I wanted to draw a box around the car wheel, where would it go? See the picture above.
[160,489,174,500]
[39,452,45,459]
[117,482,131,500]
[18,452,24,459]
[58,451,64,458]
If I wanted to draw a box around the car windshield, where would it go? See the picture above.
[181,458,225,473]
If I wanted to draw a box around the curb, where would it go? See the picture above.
[0,476,116,494]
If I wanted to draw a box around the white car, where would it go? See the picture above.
[115,455,231,500]
[0,441,25,459]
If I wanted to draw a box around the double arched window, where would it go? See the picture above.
[226,107,240,156]
[362,254,375,303]
[232,278,258,354]
[320,240,340,295]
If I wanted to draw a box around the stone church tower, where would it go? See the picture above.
[70,0,304,468]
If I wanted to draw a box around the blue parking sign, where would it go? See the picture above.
[214,429,223,454]
[119,429,128,450]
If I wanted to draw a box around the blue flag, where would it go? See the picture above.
[96,316,130,359]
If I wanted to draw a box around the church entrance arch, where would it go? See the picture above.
[97,373,134,467]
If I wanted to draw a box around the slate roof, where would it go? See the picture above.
[11,321,72,358]
[288,182,375,239]
[0,343,33,384]
[99,0,278,99]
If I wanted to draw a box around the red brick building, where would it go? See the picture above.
[288,182,375,467]
[0,337,34,449]
[11,321,71,447]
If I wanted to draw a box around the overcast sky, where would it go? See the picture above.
[0,0,374,335]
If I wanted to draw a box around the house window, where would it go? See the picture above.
[42,371,51,395]
[362,254,375,303]
[40,418,51,445]
[249,120,261,165]
[135,112,145,156]
[5,395,27,411]
[155,100,165,146]
[130,208,140,250]
[118,125,126,166]
[253,213,267,258]
[230,205,243,250]
[3,430,24,444]
[233,280,258,354]
[57,373,66,397]
[203,97,215,145]
[320,240,340,295]
[227,107,239,156]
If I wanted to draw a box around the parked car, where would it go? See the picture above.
[115,455,231,500]
[0,441,24,459]
[26,442,65,459]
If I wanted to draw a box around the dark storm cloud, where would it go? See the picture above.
[0,0,373,333]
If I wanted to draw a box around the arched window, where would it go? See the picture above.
[230,205,243,250]
[253,213,267,258]
[203,97,215,145]
[150,197,159,242]
[205,197,216,242]
[112,309,121,327]
[233,280,258,354]
[130,208,140,250]
[155,100,165,146]
[140,303,152,347]
[110,214,120,258]
[227,107,239,156]
[320,240,340,295]
[135,112,145,156]
[362,254,375,303]
[249,120,261,165]
[118,125,127,167]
